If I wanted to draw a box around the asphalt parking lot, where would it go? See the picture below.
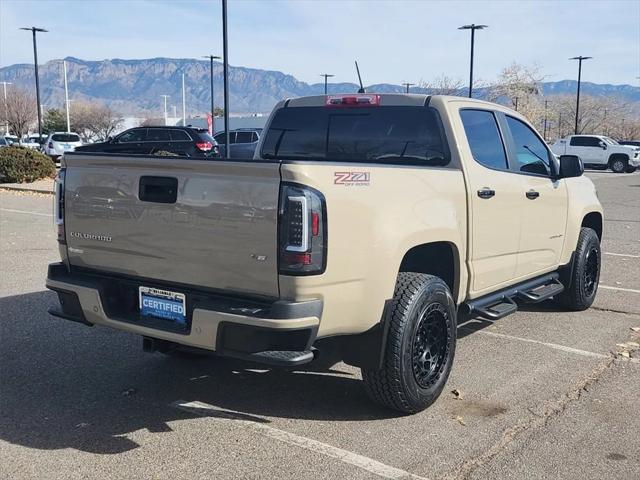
[0,171,638,480]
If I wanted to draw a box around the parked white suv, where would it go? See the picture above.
[551,135,640,173]
[44,132,83,161]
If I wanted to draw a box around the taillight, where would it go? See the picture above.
[326,94,380,107]
[279,184,326,275]
[196,141,213,151]
[54,168,66,243]
[48,141,53,149]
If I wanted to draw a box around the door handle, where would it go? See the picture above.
[525,190,540,200]
[477,188,495,199]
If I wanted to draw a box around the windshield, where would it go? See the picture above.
[52,134,81,142]
[602,137,619,145]
[261,106,450,166]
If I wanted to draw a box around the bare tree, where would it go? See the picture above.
[1,88,37,140]
[419,75,464,96]
[70,102,123,141]
[487,63,545,109]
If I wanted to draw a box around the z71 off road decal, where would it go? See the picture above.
[334,171,371,186]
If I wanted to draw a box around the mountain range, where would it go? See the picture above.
[1,57,638,116]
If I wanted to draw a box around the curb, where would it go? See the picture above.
[0,186,55,195]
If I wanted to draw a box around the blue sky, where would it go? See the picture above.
[1,0,639,86]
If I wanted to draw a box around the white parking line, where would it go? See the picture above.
[473,330,609,359]
[600,285,640,294]
[172,400,429,480]
[604,252,640,259]
[0,208,52,217]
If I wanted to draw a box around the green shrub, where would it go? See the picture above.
[0,146,56,183]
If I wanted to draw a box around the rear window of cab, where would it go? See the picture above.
[52,134,81,142]
[261,106,450,166]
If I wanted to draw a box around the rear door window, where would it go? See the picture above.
[261,106,450,166]
[235,131,255,144]
[570,136,600,147]
[146,129,171,142]
[459,110,508,170]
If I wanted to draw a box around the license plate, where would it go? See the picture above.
[139,286,186,324]
[62,144,72,150]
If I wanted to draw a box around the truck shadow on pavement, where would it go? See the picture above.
[0,290,564,455]
[0,290,401,455]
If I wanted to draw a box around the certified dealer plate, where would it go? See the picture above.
[139,286,186,324]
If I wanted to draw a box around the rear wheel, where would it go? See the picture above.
[362,273,456,414]
[557,227,601,311]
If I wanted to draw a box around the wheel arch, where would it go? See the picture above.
[398,241,461,301]
[608,153,629,165]
[581,211,603,240]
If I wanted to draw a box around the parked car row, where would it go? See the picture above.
[3,127,639,170]
[551,134,640,173]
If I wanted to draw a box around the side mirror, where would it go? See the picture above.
[558,155,584,179]
[599,141,607,150]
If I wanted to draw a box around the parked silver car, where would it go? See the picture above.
[44,132,83,161]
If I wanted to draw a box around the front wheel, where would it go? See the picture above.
[362,273,457,414]
[625,166,637,173]
[557,227,601,311]
[610,157,627,173]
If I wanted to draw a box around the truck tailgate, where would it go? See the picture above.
[63,154,280,298]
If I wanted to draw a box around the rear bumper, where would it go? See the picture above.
[45,263,321,355]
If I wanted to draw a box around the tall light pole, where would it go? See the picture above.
[1,82,12,135]
[182,73,186,126]
[458,24,487,98]
[202,55,221,124]
[222,0,230,157]
[402,82,414,94]
[20,27,48,138]
[161,95,170,126]
[543,99,549,141]
[320,73,334,94]
[570,56,592,134]
[62,60,70,133]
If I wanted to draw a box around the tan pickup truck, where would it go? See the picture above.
[46,94,603,413]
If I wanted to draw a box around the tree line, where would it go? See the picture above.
[2,63,639,142]
[1,89,123,142]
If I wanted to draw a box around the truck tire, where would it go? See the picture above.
[626,166,637,173]
[557,227,601,311]
[362,273,456,414]
[609,155,628,173]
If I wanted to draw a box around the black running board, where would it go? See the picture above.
[463,272,564,321]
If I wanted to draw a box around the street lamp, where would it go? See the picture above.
[543,99,549,141]
[402,82,415,94]
[20,27,48,138]
[458,24,487,98]
[202,55,221,126]
[62,60,71,133]
[222,0,230,157]
[160,95,170,126]
[1,82,12,135]
[570,56,592,134]
[320,73,334,95]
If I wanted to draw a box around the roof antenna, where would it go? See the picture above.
[354,61,365,93]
